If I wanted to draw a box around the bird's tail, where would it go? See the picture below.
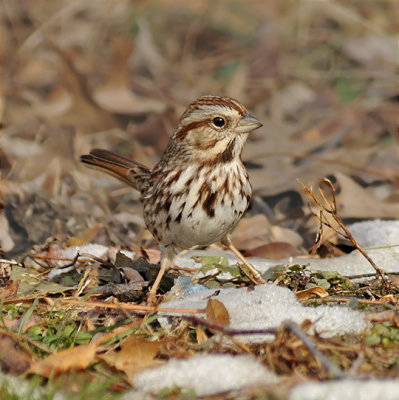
[80,149,151,192]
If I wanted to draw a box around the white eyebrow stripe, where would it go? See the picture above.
[197,104,240,116]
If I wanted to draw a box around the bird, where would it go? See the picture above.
[81,95,265,303]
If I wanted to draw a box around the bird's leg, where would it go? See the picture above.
[222,236,266,284]
[147,245,175,304]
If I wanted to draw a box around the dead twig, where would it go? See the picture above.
[282,320,344,379]
[182,315,277,336]
[60,299,205,314]
[299,178,391,289]
[184,316,343,378]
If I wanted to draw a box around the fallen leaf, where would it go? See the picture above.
[231,214,271,251]
[0,280,19,299]
[196,326,208,345]
[250,242,299,259]
[33,86,73,118]
[296,286,329,300]
[10,266,76,297]
[93,37,165,114]
[206,299,230,326]
[0,334,32,374]
[102,334,164,381]
[334,172,399,218]
[29,343,97,377]
[66,224,103,246]
[139,248,161,265]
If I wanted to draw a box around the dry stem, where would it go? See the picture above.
[299,178,390,289]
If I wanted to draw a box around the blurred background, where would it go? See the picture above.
[1,0,398,259]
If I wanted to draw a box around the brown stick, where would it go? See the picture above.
[299,178,390,289]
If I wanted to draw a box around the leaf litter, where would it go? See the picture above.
[1,1,398,399]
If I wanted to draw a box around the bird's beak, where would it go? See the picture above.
[236,113,263,134]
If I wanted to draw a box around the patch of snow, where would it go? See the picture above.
[130,354,278,396]
[289,379,399,400]
[160,284,368,343]
[347,220,399,248]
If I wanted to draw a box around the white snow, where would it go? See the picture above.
[131,354,278,396]
[289,379,399,400]
[159,284,368,343]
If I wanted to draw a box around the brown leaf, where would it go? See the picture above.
[66,225,103,246]
[196,326,208,345]
[231,214,271,251]
[102,334,164,381]
[93,37,165,114]
[334,172,399,218]
[29,343,97,377]
[0,280,19,299]
[33,86,72,118]
[250,242,299,259]
[296,286,329,300]
[0,335,32,374]
[206,299,230,326]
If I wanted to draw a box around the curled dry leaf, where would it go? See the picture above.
[206,299,230,327]
[102,334,164,381]
[0,335,32,375]
[196,326,208,345]
[296,286,329,301]
[29,343,97,378]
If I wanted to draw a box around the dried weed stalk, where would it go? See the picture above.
[299,178,390,289]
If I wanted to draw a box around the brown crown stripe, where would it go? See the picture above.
[192,96,246,115]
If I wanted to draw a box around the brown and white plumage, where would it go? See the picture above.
[81,95,265,302]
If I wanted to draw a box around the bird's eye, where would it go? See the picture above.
[213,117,226,128]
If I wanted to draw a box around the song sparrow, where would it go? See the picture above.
[81,95,265,303]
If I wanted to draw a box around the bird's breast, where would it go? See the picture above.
[143,161,251,249]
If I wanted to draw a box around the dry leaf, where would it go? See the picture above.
[270,226,304,248]
[33,86,73,118]
[250,242,298,259]
[29,343,97,377]
[102,334,164,381]
[93,37,165,114]
[196,326,208,345]
[231,214,271,251]
[206,299,230,326]
[0,335,32,374]
[334,172,399,218]
[0,279,19,299]
[66,225,103,246]
[296,286,329,300]
[141,248,161,264]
